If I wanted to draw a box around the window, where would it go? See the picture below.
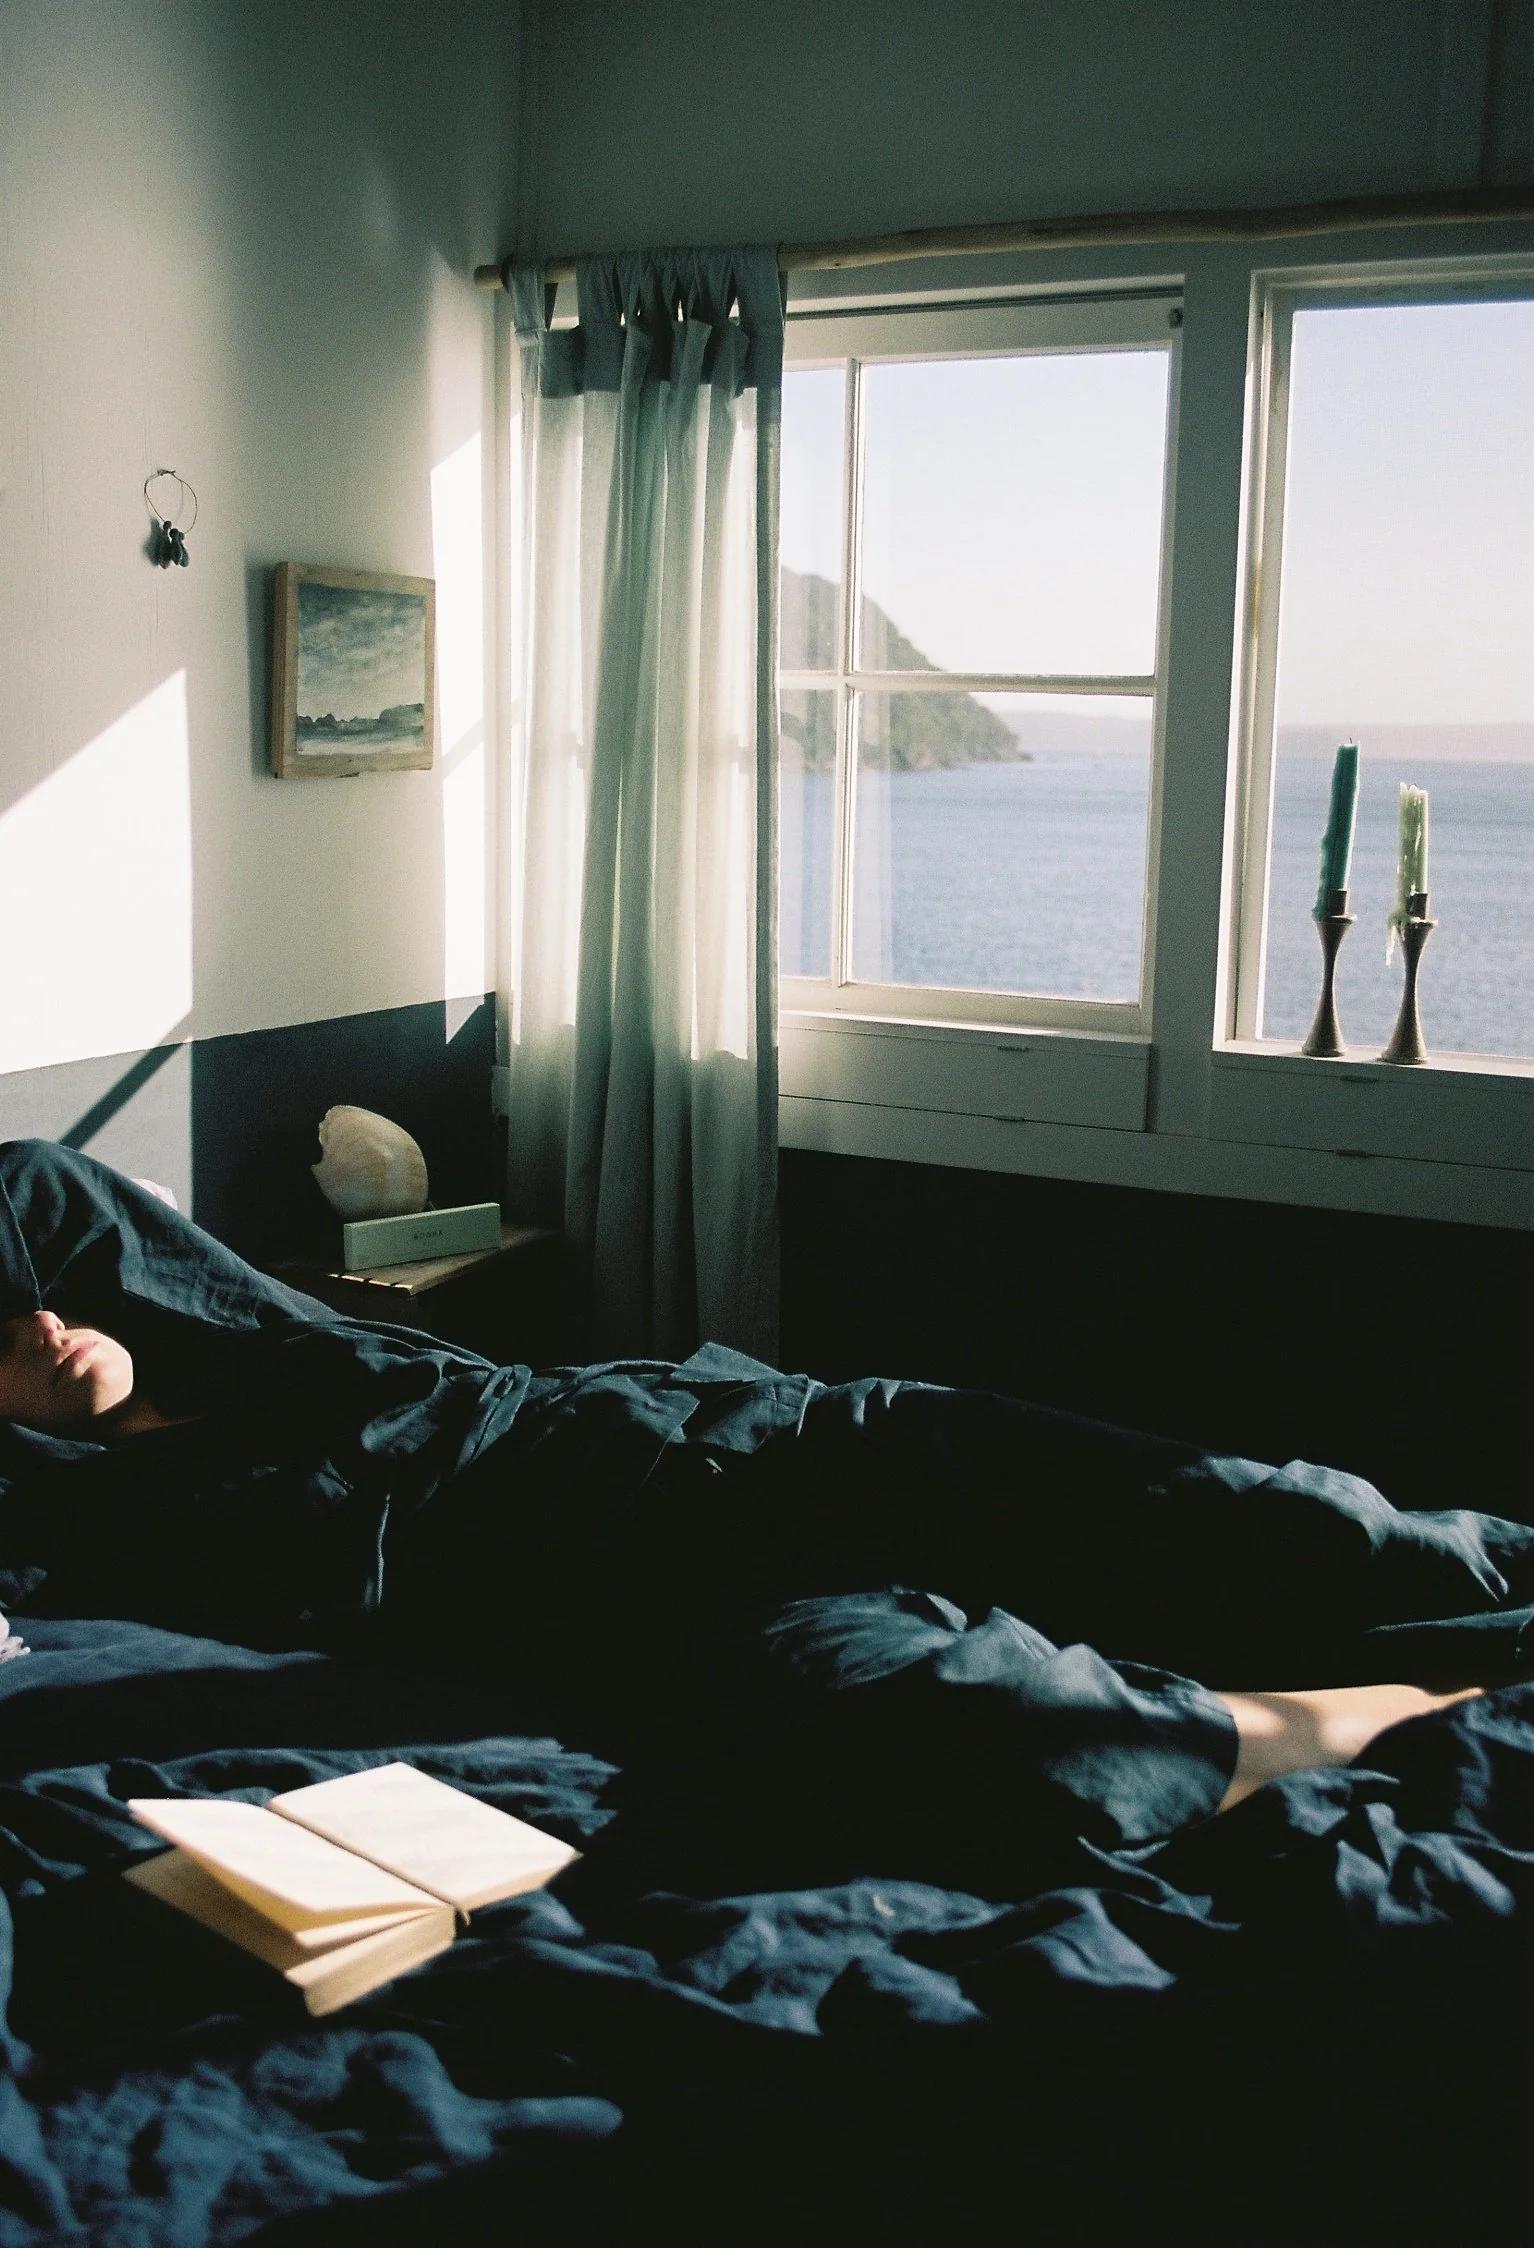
[779,294,1179,1033]
[1233,268,1534,1064]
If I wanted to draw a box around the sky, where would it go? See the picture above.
[295,582,427,721]
[780,297,1534,736]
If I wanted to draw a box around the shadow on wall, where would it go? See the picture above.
[0,998,497,1260]
[186,998,498,1254]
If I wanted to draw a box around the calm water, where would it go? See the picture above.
[781,752,1534,1057]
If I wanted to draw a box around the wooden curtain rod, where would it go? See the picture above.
[473,184,1534,290]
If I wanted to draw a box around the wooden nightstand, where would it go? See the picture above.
[273,1222,580,1365]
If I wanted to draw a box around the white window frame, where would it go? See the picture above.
[780,291,1182,1044]
[1227,252,1534,1061]
[502,241,1533,1226]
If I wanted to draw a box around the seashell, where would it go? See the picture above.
[311,1105,429,1221]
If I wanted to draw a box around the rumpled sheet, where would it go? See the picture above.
[1,1139,1532,2239]
[2,1609,1533,2244]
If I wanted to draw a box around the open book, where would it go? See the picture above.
[122,1762,580,2016]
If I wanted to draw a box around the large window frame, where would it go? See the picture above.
[780,290,1182,1040]
[1227,252,1534,1057]
[503,239,1534,1227]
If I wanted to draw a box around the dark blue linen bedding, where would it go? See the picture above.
[1,1138,1533,2239]
[4,1615,1534,2243]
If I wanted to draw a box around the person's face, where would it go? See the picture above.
[0,1308,136,1432]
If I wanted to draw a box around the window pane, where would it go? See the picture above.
[858,351,1169,676]
[1261,299,1534,1057]
[1262,745,1534,1055]
[780,687,838,977]
[850,692,1150,997]
[780,366,845,670]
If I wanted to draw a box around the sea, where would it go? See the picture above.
[780,750,1534,1059]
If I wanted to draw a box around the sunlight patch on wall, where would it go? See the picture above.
[0,672,193,1073]
[431,429,485,757]
[442,741,488,1013]
[499,377,527,1036]
[433,431,489,1018]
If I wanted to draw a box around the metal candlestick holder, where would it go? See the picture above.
[1299,886,1355,1058]
[1379,889,1435,1066]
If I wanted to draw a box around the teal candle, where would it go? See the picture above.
[1313,740,1360,916]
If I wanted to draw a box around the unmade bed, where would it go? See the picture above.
[1,1140,1532,2243]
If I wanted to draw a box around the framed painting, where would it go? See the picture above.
[271,564,436,777]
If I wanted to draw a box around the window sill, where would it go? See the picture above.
[780,1009,1150,1130]
[787,1006,1149,1048]
[1214,1039,1534,1084]
[1208,1040,1532,1170]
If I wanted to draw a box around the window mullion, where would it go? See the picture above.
[781,671,1156,696]
[843,672,1157,697]
[833,357,863,988]
[1231,289,1295,1042]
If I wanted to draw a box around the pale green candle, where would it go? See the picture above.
[1387,782,1430,956]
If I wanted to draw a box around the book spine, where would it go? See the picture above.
[341,1203,502,1270]
[270,1801,470,1922]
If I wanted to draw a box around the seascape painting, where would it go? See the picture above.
[271,565,435,776]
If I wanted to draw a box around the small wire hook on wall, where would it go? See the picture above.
[144,468,198,569]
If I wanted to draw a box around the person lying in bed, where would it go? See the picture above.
[0,1137,1520,1890]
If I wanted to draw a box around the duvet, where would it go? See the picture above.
[0,1139,1531,2241]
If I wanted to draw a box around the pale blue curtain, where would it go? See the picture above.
[503,248,784,1360]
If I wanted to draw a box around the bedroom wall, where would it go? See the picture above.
[522,0,1532,254]
[0,0,518,1231]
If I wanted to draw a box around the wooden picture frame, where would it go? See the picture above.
[271,564,436,778]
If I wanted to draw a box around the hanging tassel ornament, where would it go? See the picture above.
[144,469,197,569]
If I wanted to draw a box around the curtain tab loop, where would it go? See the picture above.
[507,259,557,340]
[576,260,625,333]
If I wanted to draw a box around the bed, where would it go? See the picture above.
[1,1141,1532,2243]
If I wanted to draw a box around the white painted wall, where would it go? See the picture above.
[523,0,1530,258]
[0,0,517,1076]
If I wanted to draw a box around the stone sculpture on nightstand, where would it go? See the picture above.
[311,1106,430,1221]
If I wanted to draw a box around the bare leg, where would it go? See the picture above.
[1216,1682,1484,1812]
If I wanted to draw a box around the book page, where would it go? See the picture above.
[125,1849,315,1974]
[270,1763,580,1914]
[128,1798,442,1931]
[286,1909,455,2017]
[125,1851,455,2015]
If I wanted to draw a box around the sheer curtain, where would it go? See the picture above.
[503,248,784,1360]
